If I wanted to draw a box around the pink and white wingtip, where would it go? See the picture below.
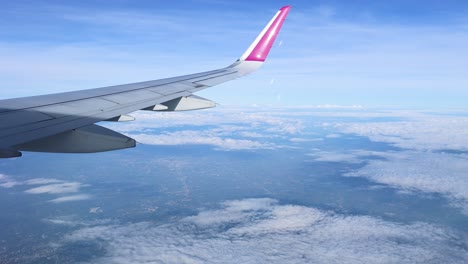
[241,5,291,62]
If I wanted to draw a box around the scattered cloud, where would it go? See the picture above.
[61,10,189,33]
[331,113,468,151]
[345,151,468,214]
[0,176,66,189]
[44,217,112,227]
[25,182,85,194]
[110,108,304,134]
[60,198,468,264]
[49,194,92,203]
[89,207,103,214]
[132,131,273,151]
[0,174,91,203]
[290,137,322,142]
[44,218,79,226]
[103,108,306,151]
[309,152,362,163]
[0,181,21,188]
[311,110,468,214]
[185,198,276,227]
[24,178,64,185]
[308,150,383,164]
[302,104,365,109]
[325,133,342,138]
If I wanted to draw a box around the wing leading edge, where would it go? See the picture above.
[0,5,291,158]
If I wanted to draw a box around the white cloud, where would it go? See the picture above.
[332,113,468,151]
[25,182,85,194]
[44,218,79,226]
[61,10,189,33]
[304,104,364,109]
[24,178,64,185]
[109,108,304,134]
[0,174,91,203]
[89,207,103,214]
[308,149,383,164]
[309,152,363,164]
[185,198,276,226]
[44,217,112,227]
[105,108,306,151]
[0,181,21,188]
[290,137,322,142]
[312,110,468,214]
[238,131,268,138]
[0,176,65,188]
[345,151,468,214]
[131,131,273,151]
[61,198,468,264]
[0,174,20,188]
[49,194,92,203]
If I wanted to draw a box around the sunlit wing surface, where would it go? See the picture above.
[0,6,291,158]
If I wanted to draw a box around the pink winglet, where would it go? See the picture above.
[245,6,291,62]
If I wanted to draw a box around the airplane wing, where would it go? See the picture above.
[0,6,291,158]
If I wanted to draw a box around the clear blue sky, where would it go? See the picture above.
[1,0,467,108]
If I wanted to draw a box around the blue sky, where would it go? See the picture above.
[1,0,467,108]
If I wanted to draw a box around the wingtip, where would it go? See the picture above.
[240,5,291,63]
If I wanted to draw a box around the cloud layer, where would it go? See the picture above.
[317,110,468,214]
[104,108,304,151]
[345,151,468,214]
[332,113,468,151]
[132,131,274,151]
[0,175,91,203]
[61,198,468,264]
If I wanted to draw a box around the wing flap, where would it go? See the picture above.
[159,95,216,111]
[150,84,191,96]
[34,98,119,118]
[102,89,162,104]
